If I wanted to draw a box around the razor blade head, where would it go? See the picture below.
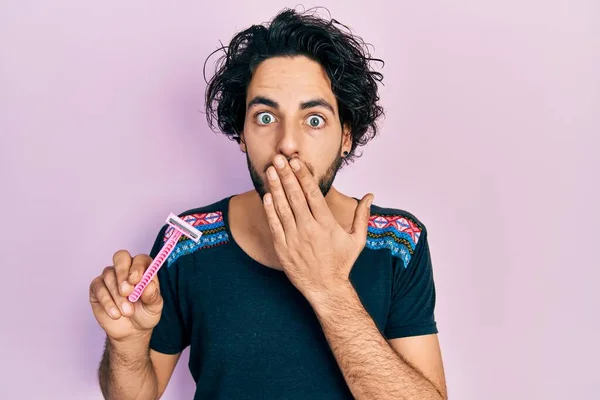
[165,213,202,243]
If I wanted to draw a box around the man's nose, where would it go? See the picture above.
[275,122,301,159]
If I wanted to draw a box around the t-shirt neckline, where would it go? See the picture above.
[219,194,286,275]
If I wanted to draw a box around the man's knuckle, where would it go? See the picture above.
[306,188,321,199]
[97,289,110,303]
[130,255,149,270]
[280,168,293,178]
[278,204,292,216]
[305,221,318,234]
[132,253,151,264]
[149,288,161,302]
[273,234,285,245]
[288,190,304,203]
[102,268,115,283]
[113,249,129,261]
[286,235,299,246]
[89,277,101,294]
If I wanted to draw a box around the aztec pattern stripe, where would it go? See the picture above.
[366,214,422,268]
[163,211,230,267]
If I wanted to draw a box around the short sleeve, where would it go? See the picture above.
[147,225,190,354]
[384,227,438,339]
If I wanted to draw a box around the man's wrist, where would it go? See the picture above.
[106,332,152,368]
[306,279,358,315]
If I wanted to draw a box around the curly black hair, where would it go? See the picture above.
[203,7,385,164]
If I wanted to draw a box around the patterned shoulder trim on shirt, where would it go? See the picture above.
[163,211,229,267]
[366,213,423,268]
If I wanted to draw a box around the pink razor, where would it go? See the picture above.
[128,213,202,303]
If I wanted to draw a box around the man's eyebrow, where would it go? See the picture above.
[247,96,335,115]
[247,96,279,110]
[300,98,335,115]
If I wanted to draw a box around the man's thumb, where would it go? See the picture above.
[139,279,163,314]
[351,193,374,239]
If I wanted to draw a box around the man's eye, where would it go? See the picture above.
[306,115,325,128]
[256,112,276,125]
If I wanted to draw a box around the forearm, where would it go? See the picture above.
[310,282,445,400]
[99,334,159,400]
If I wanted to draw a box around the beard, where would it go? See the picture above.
[245,150,344,201]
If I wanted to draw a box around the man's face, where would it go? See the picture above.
[241,56,350,200]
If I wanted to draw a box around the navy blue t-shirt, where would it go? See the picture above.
[148,195,438,399]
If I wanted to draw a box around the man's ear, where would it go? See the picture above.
[239,133,247,153]
[342,124,352,155]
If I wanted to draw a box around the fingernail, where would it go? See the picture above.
[368,195,374,207]
[122,302,132,315]
[121,282,131,294]
[267,167,278,180]
[290,159,300,171]
[110,307,120,318]
[264,194,272,205]
[274,156,285,169]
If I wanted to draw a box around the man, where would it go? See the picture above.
[89,8,447,400]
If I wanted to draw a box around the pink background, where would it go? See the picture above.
[1,1,599,399]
